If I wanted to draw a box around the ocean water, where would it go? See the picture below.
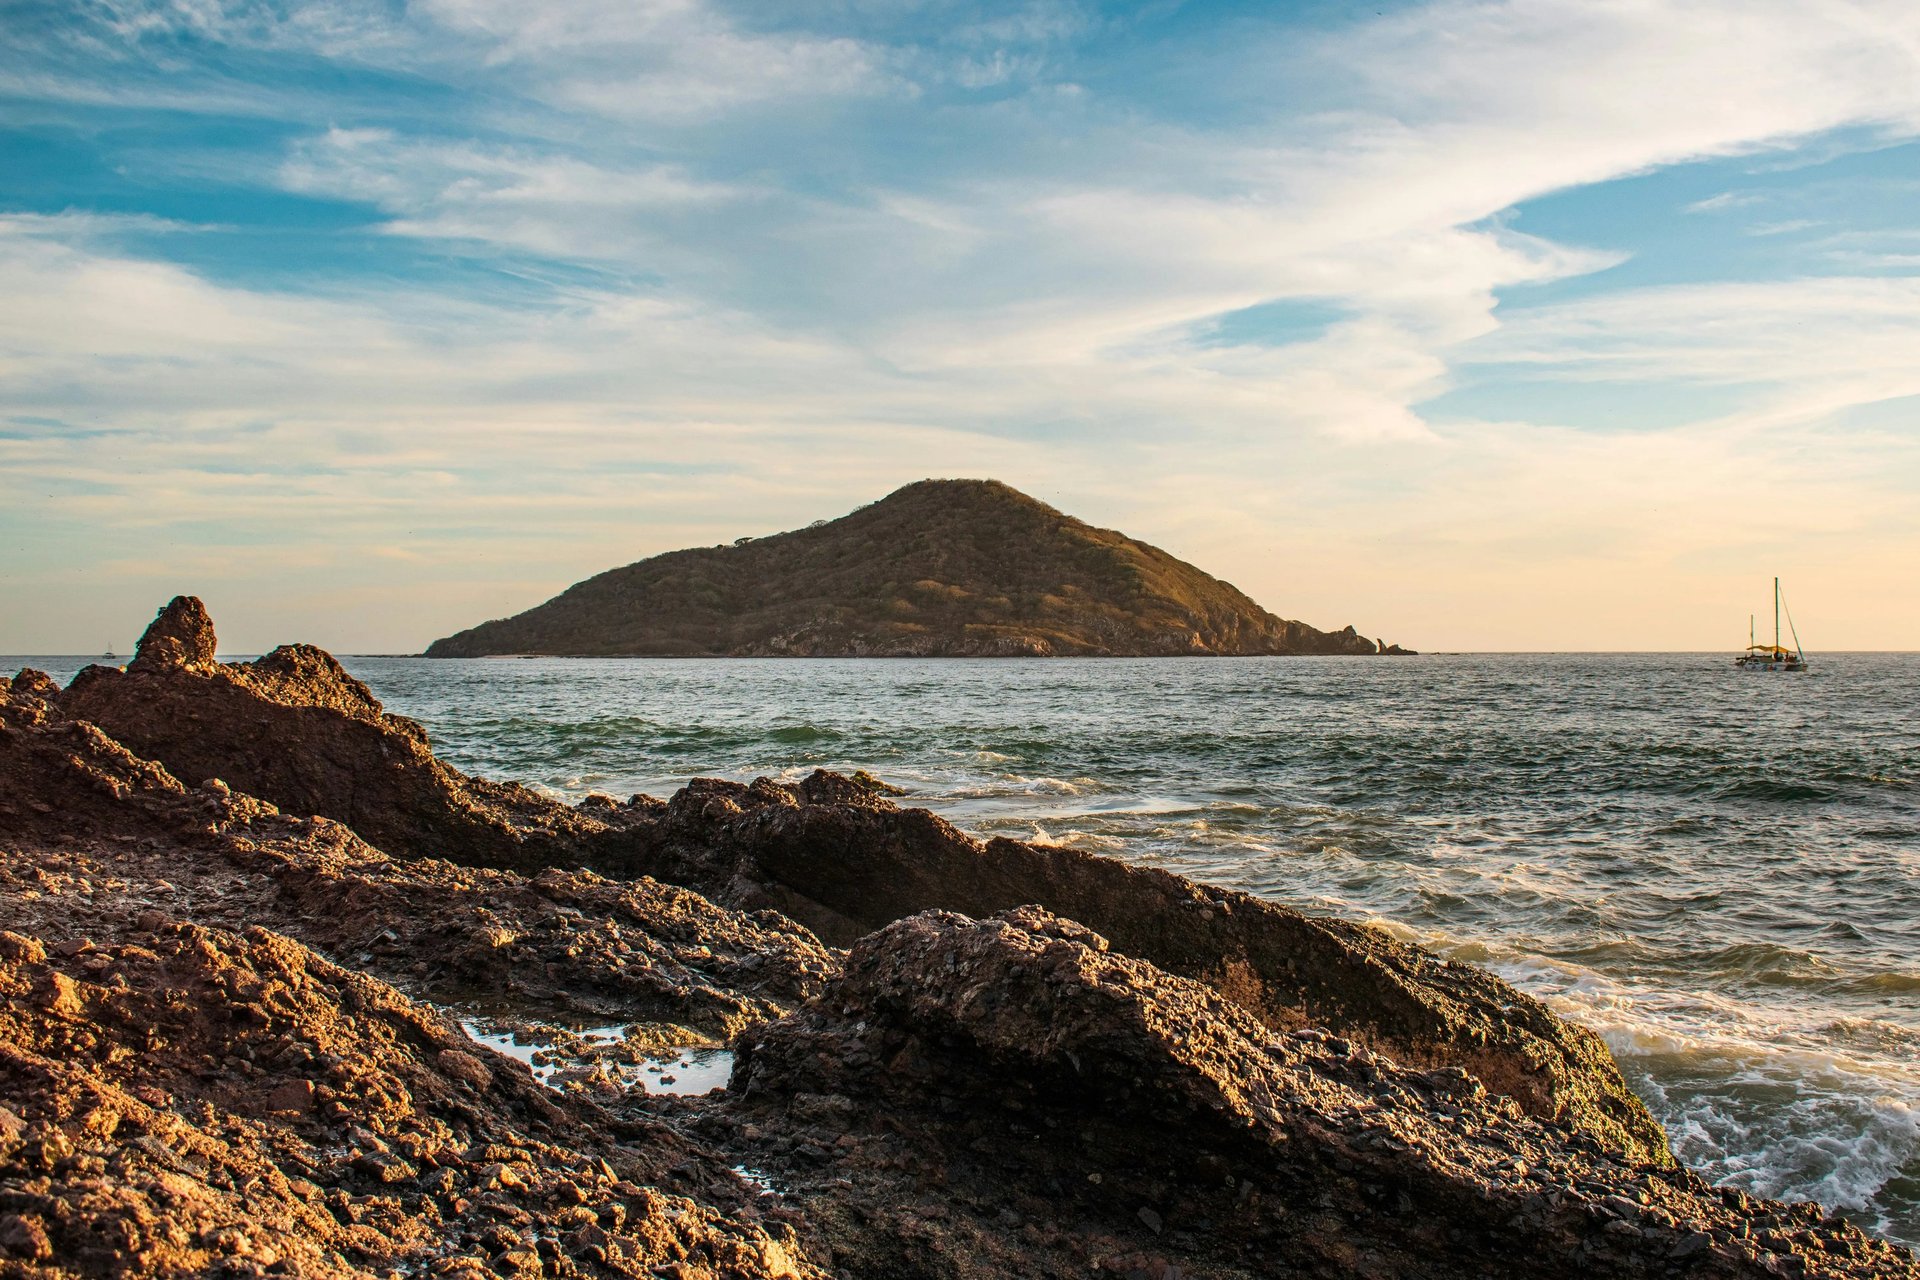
[13,651,1919,1243]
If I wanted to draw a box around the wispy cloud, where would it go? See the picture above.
[1685,191,1765,214]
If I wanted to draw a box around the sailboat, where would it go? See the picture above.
[1734,578,1806,672]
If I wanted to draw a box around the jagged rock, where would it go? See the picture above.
[0,921,824,1279]
[0,680,831,1037]
[57,627,646,873]
[636,772,1669,1165]
[33,601,1651,1163]
[4,668,60,703]
[722,907,1914,1279]
[127,594,218,672]
[24,605,1646,1162]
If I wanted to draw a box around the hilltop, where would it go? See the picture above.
[426,479,1409,657]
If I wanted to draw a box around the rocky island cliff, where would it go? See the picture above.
[425,480,1411,658]
[1,597,1908,1279]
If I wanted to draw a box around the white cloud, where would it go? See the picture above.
[1463,275,1920,411]
[9,0,1920,648]
[1685,191,1765,214]
[279,128,760,266]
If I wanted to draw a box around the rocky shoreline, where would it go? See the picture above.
[0,599,1910,1279]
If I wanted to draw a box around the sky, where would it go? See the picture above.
[3,0,1919,654]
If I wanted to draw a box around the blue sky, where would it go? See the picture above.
[3,0,1919,652]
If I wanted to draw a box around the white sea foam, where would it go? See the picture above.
[1357,918,1920,1237]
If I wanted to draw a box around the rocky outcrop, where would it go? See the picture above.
[0,922,820,1279]
[126,593,217,672]
[30,609,1652,1165]
[628,774,1669,1166]
[58,598,652,874]
[15,616,1656,1165]
[1,665,832,1042]
[2,654,832,1278]
[718,908,1911,1279]
[5,599,1912,1279]
[426,479,1412,657]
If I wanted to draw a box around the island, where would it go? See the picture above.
[425,478,1412,658]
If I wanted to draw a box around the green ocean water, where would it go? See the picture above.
[16,651,1918,1243]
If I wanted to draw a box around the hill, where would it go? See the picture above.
[425,479,1410,657]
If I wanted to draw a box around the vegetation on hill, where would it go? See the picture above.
[425,479,1408,657]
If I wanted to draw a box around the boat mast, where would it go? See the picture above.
[1774,577,1781,654]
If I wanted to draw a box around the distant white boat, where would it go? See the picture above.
[1735,578,1806,672]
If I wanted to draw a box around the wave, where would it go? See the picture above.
[1712,778,1839,803]
[767,724,840,744]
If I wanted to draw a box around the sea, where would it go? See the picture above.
[13,651,1919,1244]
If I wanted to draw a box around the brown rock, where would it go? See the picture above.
[8,669,61,702]
[265,1079,316,1114]
[0,924,831,1280]
[730,907,1915,1279]
[0,1213,52,1261]
[128,595,219,672]
[651,770,1668,1165]
[36,970,83,1018]
[438,1048,494,1088]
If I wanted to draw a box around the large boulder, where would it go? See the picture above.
[642,774,1670,1166]
[721,907,1915,1279]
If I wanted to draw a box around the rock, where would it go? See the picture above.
[9,669,61,702]
[478,1162,525,1191]
[35,970,83,1017]
[0,1213,52,1261]
[0,924,830,1280]
[63,625,618,872]
[644,770,1668,1165]
[128,595,219,672]
[439,1048,494,1088]
[265,1079,316,1114]
[728,906,1914,1279]
[3,599,1911,1280]
[1674,1230,1713,1257]
[352,1150,418,1184]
